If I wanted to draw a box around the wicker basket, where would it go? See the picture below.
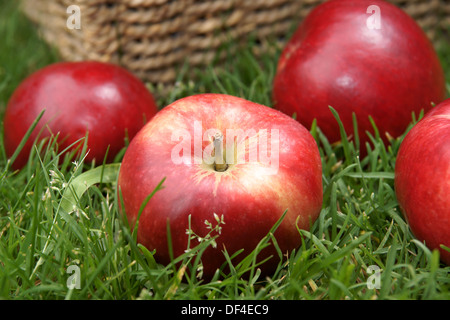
[21,0,449,89]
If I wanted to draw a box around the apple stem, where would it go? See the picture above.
[213,132,228,172]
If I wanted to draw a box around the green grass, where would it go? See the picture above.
[1,1,450,300]
[0,1,59,116]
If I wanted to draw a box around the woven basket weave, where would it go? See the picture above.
[22,0,449,89]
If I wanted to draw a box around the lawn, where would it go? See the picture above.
[0,1,449,301]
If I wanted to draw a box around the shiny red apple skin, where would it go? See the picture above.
[272,0,446,151]
[3,61,158,169]
[395,99,450,265]
[118,93,323,279]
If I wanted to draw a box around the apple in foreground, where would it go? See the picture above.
[3,61,159,169]
[395,99,450,265]
[118,93,323,279]
[272,0,446,152]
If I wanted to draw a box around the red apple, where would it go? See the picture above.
[272,0,446,153]
[117,93,323,279]
[395,99,450,265]
[3,61,159,169]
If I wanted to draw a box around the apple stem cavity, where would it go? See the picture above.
[213,132,228,172]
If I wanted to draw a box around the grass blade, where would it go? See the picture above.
[5,109,45,171]
[59,163,121,214]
